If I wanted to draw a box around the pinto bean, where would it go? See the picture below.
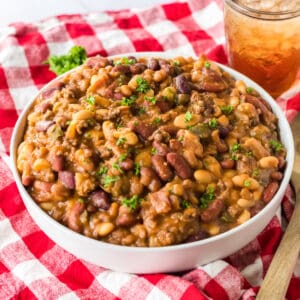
[153,141,169,156]
[148,58,160,70]
[196,68,227,93]
[41,81,64,99]
[50,155,64,172]
[113,92,124,100]
[90,190,111,210]
[119,158,134,171]
[151,155,173,181]
[169,139,182,152]
[271,171,283,181]
[278,156,286,170]
[112,64,130,74]
[221,159,235,169]
[166,152,192,179]
[35,120,55,132]
[156,100,173,113]
[85,56,110,68]
[22,175,34,186]
[116,206,137,226]
[149,190,171,214]
[200,198,224,223]
[58,171,75,189]
[175,75,191,94]
[38,101,52,113]
[263,181,279,203]
[185,230,208,243]
[140,167,161,192]
[67,201,85,232]
[129,121,155,140]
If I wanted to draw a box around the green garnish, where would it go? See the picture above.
[220,105,233,115]
[118,153,127,162]
[49,125,63,139]
[204,61,211,69]
[180,199,191,209]
[138,107,146,115]
[208,118,218,128]
[96,166,108,177]
[153,117,162,124]
[269,139,283,152]
[245,151,253,157]
[134,162,141,176]
[184,111,193,122]
[114,57,135,66]
[112,163,123,173]
[199,186,215,208]
[46,45,87,75]
[178,136,184,142]
[103,175,120,187]
[86,119,94,126]
[84,132,91,138]
[174,60,180,66]
[246,87,254,94]
[244,179,251,187]
[116,137,127,146]
[78,197,86,203]
[136,77,149,93]
[144,96,156,104]
[122,195,142,211]
[151,147,157,155]
[121,95,137,106]
[85,95,95,105]
[252,168,260,177]
[230,143,241,161]
[116,122,123,129]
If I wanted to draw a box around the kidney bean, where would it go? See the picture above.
[58,171,75,189]
[22,175,34,186]
[113,92,124,100]
[278,156,286,170]
[140,167,161,192]
[35,120,55,132]
[221,159,235,169]
[200,198,224,223]
[147,58,160,70]
[67,201,85,232]
[129,121,155,140]
[112,64,130,74]
[85,56,110,68]
[166,152,192,180]
[169,139,182,152]
[263,181,279,203]
[116,208,137,226]
[41,81,64,99]
[120,158,134,171]
[161,64,175,76]
[175,75,191,94]
[50,155,64,172]
[156,100,173,113]
[271,171,283,181]
[153,141,169,156]
[185,230,208,243]
[149,190,171,214]
[130,63,146,74]
[90,190,111,210]
[250,201,265,217]
[151,155,173,181]
[218,126,230,139]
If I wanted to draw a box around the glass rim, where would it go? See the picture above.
[225,0,300,20]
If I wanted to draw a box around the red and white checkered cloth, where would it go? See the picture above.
[0,0,300,299]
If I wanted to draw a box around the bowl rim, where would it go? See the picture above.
[10,51,295,253]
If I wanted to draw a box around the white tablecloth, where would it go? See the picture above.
[0,0,173,27]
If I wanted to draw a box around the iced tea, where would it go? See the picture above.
[224,0,300,98]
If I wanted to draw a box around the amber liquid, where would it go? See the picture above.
[224,2,300,98]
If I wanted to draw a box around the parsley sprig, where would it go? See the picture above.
[269,139,283,152]
[184,111,193,122]
[199,186,215,208]
[136,77,149,93]
[122,195,143,211]
[121,95,137,106]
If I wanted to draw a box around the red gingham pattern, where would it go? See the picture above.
[0,0,300,299]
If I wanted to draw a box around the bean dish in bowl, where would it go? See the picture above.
[12,52,294,272]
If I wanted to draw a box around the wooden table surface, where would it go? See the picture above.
[291,114,300,195]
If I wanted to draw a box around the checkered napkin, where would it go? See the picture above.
[1,0,300,299]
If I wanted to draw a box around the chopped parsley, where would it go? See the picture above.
[46,45,87,75]
[116,122,123,129]
[252,168,260,177]
[244,179,251,187]
[220,105,233,115]
[114,57,135,65]
[118,153,127,162]
[85,95,95,105]
[138,107,146,115]
[136,77,149,93]
[103,175,120,187]
[246,87,254,94]
[116,137,127,146]
[144,96,157,104]
[181,199,191,209]
[78,197,86,203]
[245,151,253,157]
[204,61,211,69]
[96,166,108,177]
[178,136,184,142]
[199,186,215,208]
[112,163,123,173]
[230,143,241,161]
[134,162,141,176]
[269,139,283,152]
[208,118,218,128]
[184,111,193,122]
[122,195,142,211]
[151,147,157,155]
[153,117,162,125]
[174,60,181,66]
[121,95,137,106]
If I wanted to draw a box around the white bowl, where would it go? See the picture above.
[10,52,294,273]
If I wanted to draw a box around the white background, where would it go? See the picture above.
[0,0,174,27]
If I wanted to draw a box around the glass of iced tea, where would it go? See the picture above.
[224,0,300,98]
